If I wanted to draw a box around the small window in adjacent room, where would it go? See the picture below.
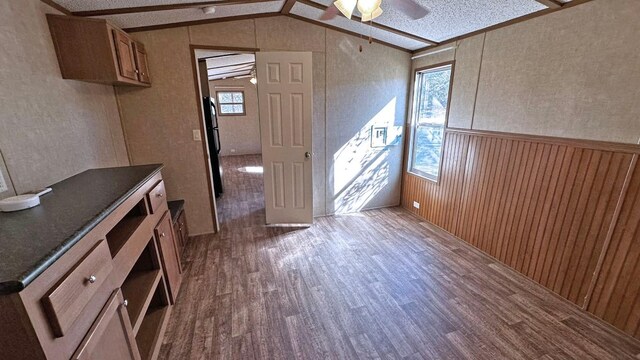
[217,91,245,115]
[408,63,453,182]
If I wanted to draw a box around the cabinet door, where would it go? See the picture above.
[112,30,138,80]
[133,42,151,84]
[178,211,188,248]
[172,220,183,258]
[155,212,182,303]
[72,289,140,360]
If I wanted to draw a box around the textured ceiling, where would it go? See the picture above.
[309,0,546,42]
[54,0,563,50]
[290,2,429,50]
[204,53,256,80]
[94,1,284,29]
[57,0,230,12]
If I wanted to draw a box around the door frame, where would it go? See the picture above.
[189,44,260,233]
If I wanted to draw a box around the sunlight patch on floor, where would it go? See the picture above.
[238,165,263,174]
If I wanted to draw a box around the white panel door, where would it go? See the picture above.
[256,52,313,224]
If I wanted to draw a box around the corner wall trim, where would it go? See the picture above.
[581,154,638,309]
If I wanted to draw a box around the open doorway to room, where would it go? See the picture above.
[192,47,264,230]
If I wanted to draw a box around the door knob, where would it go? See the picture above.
[305,152,311,159]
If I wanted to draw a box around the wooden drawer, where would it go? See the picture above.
[146,181,166,214]
[42,240,114,337]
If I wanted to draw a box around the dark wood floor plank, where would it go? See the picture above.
[158,154,640,360]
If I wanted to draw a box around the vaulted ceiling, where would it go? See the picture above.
[195,50,256,81]
[49,0,590,52]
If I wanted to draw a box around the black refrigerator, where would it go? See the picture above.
[203,96,224,198]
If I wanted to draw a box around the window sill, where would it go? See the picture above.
[407,170,440,184]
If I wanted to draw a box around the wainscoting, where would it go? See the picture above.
[401,128,640,339]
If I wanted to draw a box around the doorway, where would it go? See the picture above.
[191,47,315,229]
[192,47,264,230]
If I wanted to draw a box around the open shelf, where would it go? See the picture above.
[135,281,171,360]
[121,237,163,335]
[122,269,161,334]
[106,199,148,258]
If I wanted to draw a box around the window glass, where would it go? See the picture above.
[217,91,245,115]
[408,64,453,181]
[218,93,233,103]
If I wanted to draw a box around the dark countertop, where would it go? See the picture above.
[0,164,163,295]
[168,199,185,223]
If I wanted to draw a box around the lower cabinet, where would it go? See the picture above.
[72,289,140,360]
[172,210,189,257]
[154,211,182,304]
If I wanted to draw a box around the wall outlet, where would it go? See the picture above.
[413,201,420,209]
[0,167,7,193]
[230,149,236,153]
[192,130,201,141]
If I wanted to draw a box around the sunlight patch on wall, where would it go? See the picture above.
[332,98,402,213]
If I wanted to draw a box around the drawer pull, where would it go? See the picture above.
[147,181,166,214]
[161,232,166,237]
[87,275,97,284]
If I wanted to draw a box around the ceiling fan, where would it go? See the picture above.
[320,0,429,22]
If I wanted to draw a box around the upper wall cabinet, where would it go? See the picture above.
[47,15,151,87]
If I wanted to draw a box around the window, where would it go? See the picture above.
[408,63,453,182]
[217,91,245,115]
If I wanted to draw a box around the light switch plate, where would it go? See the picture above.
[413,201,420,209]
[193,129,202,141]
[371,126,388,148]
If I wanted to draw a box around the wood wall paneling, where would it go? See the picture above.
[587,160,640,338]
[402,128,640,340]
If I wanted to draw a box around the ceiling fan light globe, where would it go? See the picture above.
[361,6,383,22]
[334,0,357,19]
[357,0,382,16]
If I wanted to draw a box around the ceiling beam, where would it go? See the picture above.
[280,0,297,14]
[533,0,563,9]
[40,0,72,15]
[412,0,595,55]
[125,12,280,32]
[198,53,242,60]
[73,0,277,17]
[296,0,438,46]
[207,61,256,70]
[285,13,410,52]
[210,69,252,76]
[208,65,255,74]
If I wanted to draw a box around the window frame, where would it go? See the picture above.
[216,90,246,116]
[407,61,455,184]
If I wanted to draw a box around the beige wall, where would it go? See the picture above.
[0,0,128,199]
[209,78,261,156]
[413,0,640,144]
[117,16,411,234]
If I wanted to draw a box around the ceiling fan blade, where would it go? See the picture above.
[319,5,340,20]
[387,0,429,20]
